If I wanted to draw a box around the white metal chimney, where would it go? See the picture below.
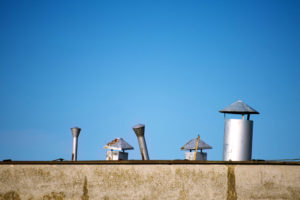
[219,100,259,161]
[71,127,81,161]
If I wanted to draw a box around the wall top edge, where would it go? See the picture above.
[0,160,300,165]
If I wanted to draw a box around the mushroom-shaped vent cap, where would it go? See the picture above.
[181,137,212,151]
[104,138,134,151]
[219,100,259,114]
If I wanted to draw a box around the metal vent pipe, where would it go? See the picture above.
[132,124,149,160]
[219,100,259,161]
[223,119,253,161]
[71,127,81,161]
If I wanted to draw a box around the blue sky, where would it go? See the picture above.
[0,0,299,161]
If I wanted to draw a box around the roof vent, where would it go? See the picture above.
[104,138,134,160]
[219,100,259,115]
[181,135,212,161]
[220,100,259,161]
[71,127,81,161]
[132,124,150,160]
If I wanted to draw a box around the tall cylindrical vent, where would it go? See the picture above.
[223,119,253,161]
[71,127,81,161]
[132,124,149,160]
[219,100,259,161]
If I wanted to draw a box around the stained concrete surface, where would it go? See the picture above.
[0,163,299,200]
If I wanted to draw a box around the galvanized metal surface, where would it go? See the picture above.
[181,137,212,150]
[72,137,78,161]
[132,124,145,137]
[103,138,134,151]
[132,124,149,160]
[71,127,81,161]
[223,119,253,161]
[219,100,259,114]
[71,127,81,138]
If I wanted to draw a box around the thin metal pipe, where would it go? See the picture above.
[71,127,81,161]
[72,137,78,161]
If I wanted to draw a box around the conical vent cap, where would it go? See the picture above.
[104,138,134,151]
[181,137,212,151]
[219,100,259,114]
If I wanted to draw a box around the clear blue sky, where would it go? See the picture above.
[0,0,299,161]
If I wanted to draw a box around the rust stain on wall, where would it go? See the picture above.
[102,196,109,200]
[81,176,89,200]
[178,189,188,200]
[42,192,65,200]
[0,191,21,200]
[227,166,237,200]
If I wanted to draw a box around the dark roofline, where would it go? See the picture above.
[0,160,299,165]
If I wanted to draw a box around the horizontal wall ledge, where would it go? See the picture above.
[1,160,300,165]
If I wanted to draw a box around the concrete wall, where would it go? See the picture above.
[0,162,300,200]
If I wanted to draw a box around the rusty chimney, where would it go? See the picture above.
[71,127,81,161]
[132,124,149,160]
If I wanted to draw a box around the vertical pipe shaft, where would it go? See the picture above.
[71,127,81,161]
[137,135,149,160]
[223,119,253,161]
[133,124,149,160]
[72,136,78,161]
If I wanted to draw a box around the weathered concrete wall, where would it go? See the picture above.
[0,163,300,200]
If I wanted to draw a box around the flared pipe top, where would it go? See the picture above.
[132,124,145,137]
[71,127,81,138]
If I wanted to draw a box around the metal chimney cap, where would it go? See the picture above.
[71,127,81,137]
[219,100,259,114]
[132,123,145,137]
[133,124,145,129]
[104,137,134,151]
[181,137,212,151]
